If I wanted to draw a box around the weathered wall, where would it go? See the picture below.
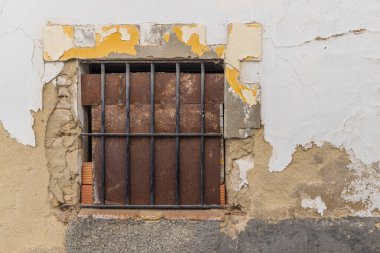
[1,0,379,175]
[0,80,65,252]
[0,0,380,252]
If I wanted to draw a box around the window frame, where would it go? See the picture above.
[80,59,225,209]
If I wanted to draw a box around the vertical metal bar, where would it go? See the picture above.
[100,63,106,204]
[150,63,155,205]
[175,63,180,205]
[219,104,225,185]
[200,63,205,205]
[125,64,131,205]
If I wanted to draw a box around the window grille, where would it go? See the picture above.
[81,60,224,209]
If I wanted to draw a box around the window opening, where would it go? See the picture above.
[81,60,224,209]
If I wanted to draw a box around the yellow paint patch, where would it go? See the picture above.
[215,45,225,58]
[225,65,259,106]
[172,25,210,56]
[63,25,74,38]
[59,25,139,60]
[187,33,209,56]
[247,23,261,28]
[43,51,53,61]
[242,56,259,61]
[163,33,170,43]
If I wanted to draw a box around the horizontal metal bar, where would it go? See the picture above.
[82,133,223,137]
[81,204,222,209]
[80,59,223,64]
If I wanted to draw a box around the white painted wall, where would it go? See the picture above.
[1,0,380,174]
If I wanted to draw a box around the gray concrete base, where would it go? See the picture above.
[66,218,220,253]
[66,217,380,253]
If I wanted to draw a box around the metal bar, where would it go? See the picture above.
[82,133,223,137]
[220,104,225,184]
[100,63,106,204]
[175,63,180,205]
[200,63,205,205]
[150,63,155,205]
[81,204,222,209]
[80,59,223,64]
[125,63,131,205]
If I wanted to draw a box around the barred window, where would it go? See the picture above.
[80,60,225,208]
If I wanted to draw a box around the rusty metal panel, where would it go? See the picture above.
[82,74,125,105]
[104,138,126,204]
[180,73,224,104]
[81,74,101,105]
[130,73,151,105]
[92,106,127,204]
[155,138,176,205]
[92,105,126,133]
[180,104,221,133]
[82,73,224,105]
[87,69,223,207]
[92,104,220,134]
[130,138,151,205]
[92,137,103,204]
[179,138,201,205]
[205,138,221,205]
[155,73,176,104]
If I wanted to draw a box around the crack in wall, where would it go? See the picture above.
[268,28,380,49]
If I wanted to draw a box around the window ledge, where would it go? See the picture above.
[79,208,226,221]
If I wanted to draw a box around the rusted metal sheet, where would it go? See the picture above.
[155,138,176,205]
[82,73,224,105]
[179,138,201,205]
[92,104,220,134]
[92,137,127,205]
[180,73,224,104]
[205,138,221,205]
[82,74,125,105]
[88,70,223,206]
[130,138,151,205]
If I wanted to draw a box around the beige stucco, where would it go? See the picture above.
[0,88,65,252]
[1,19,379,252]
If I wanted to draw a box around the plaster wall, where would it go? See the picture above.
[0,0,380,252]
[0,0,379,172]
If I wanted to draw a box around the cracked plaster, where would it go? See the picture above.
[0,1,380,251]
[0,0,378,214]
[1,0,377,177]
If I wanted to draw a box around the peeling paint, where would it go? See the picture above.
[301,196,327,216]
[342,154,380,216]
[225,23,261,70]
[225,65,260,106]
[172,24,210,56]
[42,62,64,84]
[43,25,73,61]
[234,155,254,190]
[44,25,139,61]
[214,45,225,58]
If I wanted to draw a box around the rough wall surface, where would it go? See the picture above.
[66,217,380,253]
[1,0,379,178]
[0,86,65,252]
[0,0,380,252]
[66,218,220,253]
[45,61,82,221]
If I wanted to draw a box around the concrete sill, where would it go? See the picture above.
[79,208,226,221]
